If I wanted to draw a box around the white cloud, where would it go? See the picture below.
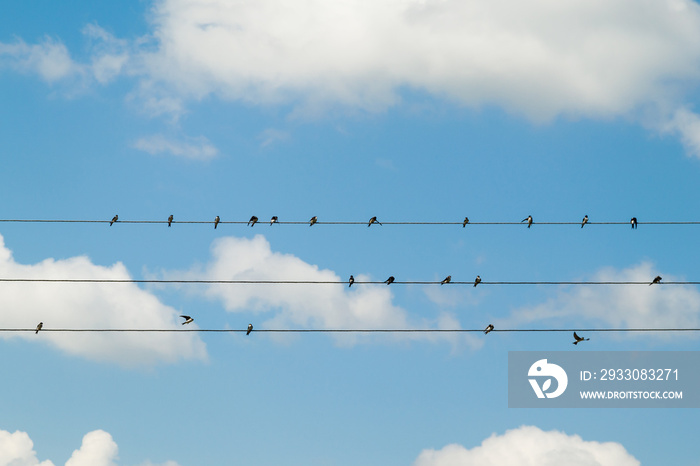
[65,430,118,466]
[0,233,207,366]
[164,234,479,348]
[0,430,54,466]
[0,37,79,83]
[133,133,218,160]
[503,262,700,332]
[413,425,639,466]
[257,128,290,148]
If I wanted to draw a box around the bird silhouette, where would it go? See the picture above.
[168,214,173,227]
[573,331,589,345]
[247,324,253,335]
[650,276,662,286]
[214,216,220,229]
[462,217,469,227]
[309,216,318,226]
[474,275,481,287]
[349,275,354,287]
[368,216,382,227]
[484,324,494,334]
[110,214,118,226]
[180,315,194,325]
[441,275,451,285]
[385,276,395,285]
[248,216,258,227]
[581,215,588,228]
[522,215,533,228]
[630,217,637,229]
[270,216,278,225]
[35,322,43,334]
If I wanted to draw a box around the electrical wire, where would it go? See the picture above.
[15,327,700,333]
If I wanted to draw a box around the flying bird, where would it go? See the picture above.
[474,275,481,287]
[581,215,588,228]
[650,276,662,286]
[248,216,258,227]
[522,215,533,228]
[441,275,451,285]
[349,275,354,287]
[484,324,494,334]
[573,331,589,345]
[214,216,220,229]
[309,216,318,226]
[630,217,637,229]
[35,322,43,334]
[270,216,278,225]
[110,214,118,226]
[247,324,253,335]
[180,315,194,325]
[168,214,173,227]
[368,216,382,227]
[385,276,395,285]
[462,217,469,227]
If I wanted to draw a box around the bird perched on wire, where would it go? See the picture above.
[581,215,588,228]
[214,216,220,229]
[309,216,318,226]
[348,275,354,287]
[110,214,118,226]
[168,214,174,227]
[463,217,469,227]
[630,217,637,229]
[248,216,258,227]
[368,216,382,227]
[180,315,194,325]
[270,216,278,225]
[35,322,43,334]
[247,324,253,335]
[522,215,533,228]
[441,275,451,285]
[385,276,395,285]
[650,276,662,286]
[484,324,494,334]
[573,332,589,345]
[474,275,481,287]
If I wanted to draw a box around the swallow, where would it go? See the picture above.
[474,275,481,287]
[650,276,662,286]
[441,275,451,285]
[214,216,220,229]
[522,215,533,228]
[630,217,637,229]
[180,315,194,325]
[247,323,253,335]
[581,215,588,228]
[385,276,395,285]
[368,216,382,227]
[484,324,494,334]
[309,216,318,226]
[110,214,118,226]
[248,216,258,227]
[463,217,469,227]
[349,275,354,287]
[35,322,43,334]
[168,214,174,227]
[573,331,589,345]
[270,216,278,225]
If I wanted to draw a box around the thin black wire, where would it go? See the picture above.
[14,328,700,333]
[0,278,692,285]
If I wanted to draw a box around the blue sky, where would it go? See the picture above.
[1,0,700,464]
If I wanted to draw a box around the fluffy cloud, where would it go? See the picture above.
[0,234,207,366]
[165,235,477,348]
[65,430,118,466]
[413,425,639,466]
[0,430,54,466]
[0,37,78,83]
[133,133,219,160]
[504,262,700,332]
